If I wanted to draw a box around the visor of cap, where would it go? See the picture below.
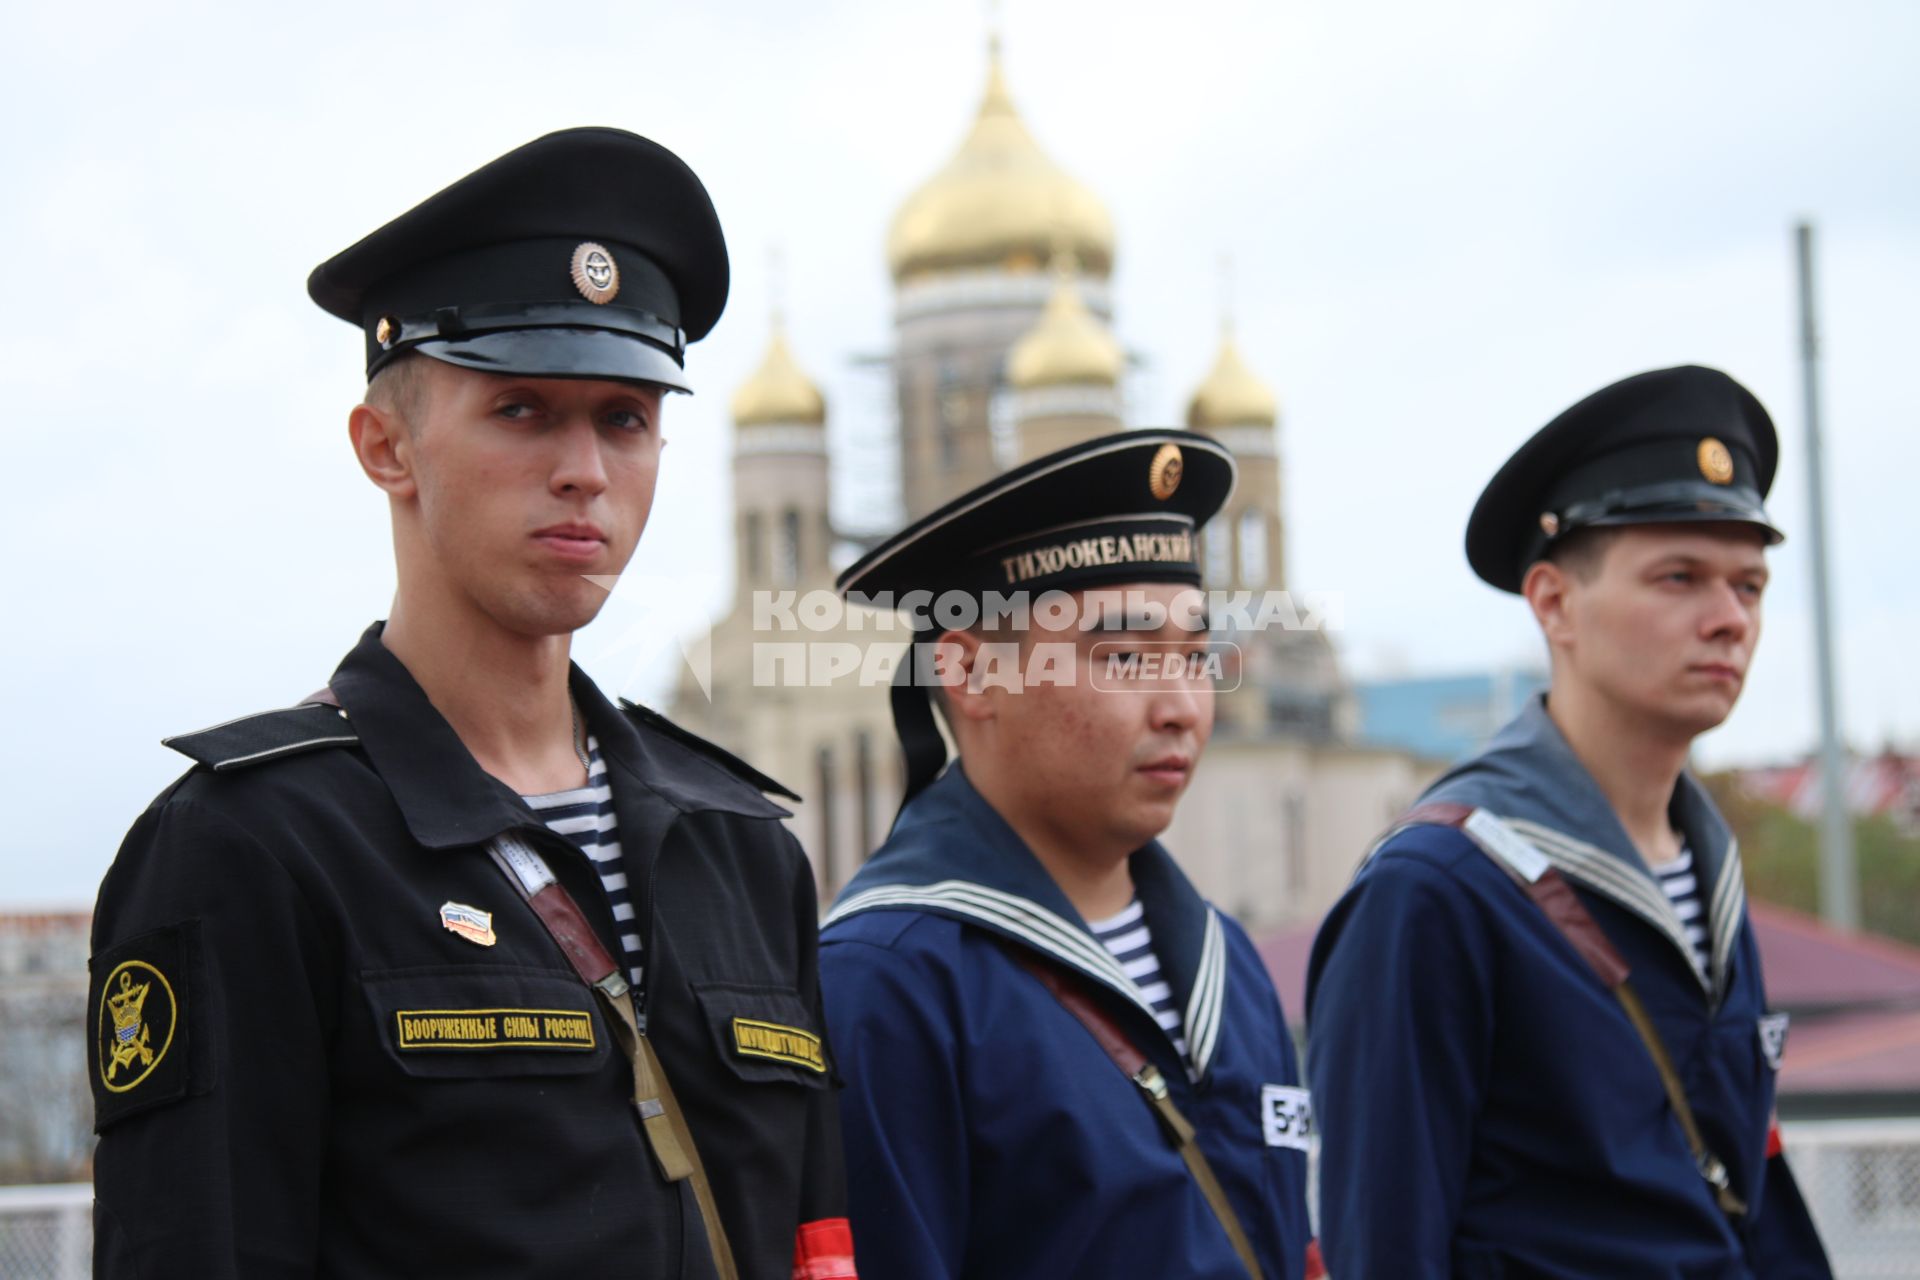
[411,328,694,394]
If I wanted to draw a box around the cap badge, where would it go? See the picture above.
[571,242,620,305]
[1148,443,1185,501]
[440,901,497,947]
[1697,437,1735,485]
[374,315,399,347]
[1539,512,1561,537]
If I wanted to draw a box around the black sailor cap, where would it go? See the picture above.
[1467,365,1784,594]
[838,429,1236,605]
[308,127,728,394]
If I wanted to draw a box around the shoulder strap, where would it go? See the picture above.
[618,699,801,800]
[485,835,741,1280]
[1011,947,1265,1280]
[1394,805,1748,1220]
[161,690,358,772]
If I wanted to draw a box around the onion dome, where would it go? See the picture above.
[1007,255,1124,389]
[1186,329,1277,428]
[730,318,825,427]
[887,40,1115,284]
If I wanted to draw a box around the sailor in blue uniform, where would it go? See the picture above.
[1307,366,1831,1278]
[820,431,1315,1279]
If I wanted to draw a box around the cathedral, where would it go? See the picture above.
[671,43,1432,928]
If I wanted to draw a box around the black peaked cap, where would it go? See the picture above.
[308,127,727,390]
[1466,365,1783,594]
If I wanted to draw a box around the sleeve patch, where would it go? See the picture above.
[89,923,193,1129]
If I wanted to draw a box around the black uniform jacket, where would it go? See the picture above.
[89,624,846,1278]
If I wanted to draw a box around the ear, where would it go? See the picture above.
[349,402,417,500]
[1522,559,1575,654]
[937,629,996,725]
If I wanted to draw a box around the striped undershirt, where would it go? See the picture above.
[1087,899,1189,1061]
[521,736,643,991]
[1653,845,1711,979]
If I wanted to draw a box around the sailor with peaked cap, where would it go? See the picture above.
[90,128,857,1280]
[307,125,728,393]
[1308,365,1830,1277]
[821,431,1318,1279]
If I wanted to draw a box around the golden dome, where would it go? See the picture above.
[731,319,825,427]
[1187,330,1277,428]
[1007,256,1124,389]
[887,42,1115,283]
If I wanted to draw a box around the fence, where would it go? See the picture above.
[0,1182,88,1280]
[1785,1117,1920,1279]
[0,1120,1914,1277]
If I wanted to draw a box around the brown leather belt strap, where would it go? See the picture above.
[1013,949,1265,1280]
[485,840,741,1279]
[1394,804,1748,1219]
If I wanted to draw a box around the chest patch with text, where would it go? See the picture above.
[731,1017,826,1073]
[1261,1084,1314,1151]
[393,1008,596,1052]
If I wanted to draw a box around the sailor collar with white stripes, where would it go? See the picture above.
[1417,693,1747,1005]
[826,765,1229,1081]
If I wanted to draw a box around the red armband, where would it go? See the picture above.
[793,1217,857,1280]
[1767,1117,1784,1159]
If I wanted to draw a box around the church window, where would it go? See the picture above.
[778,508,802,586]
[744,512,763,581]
[1238,508,1268,587]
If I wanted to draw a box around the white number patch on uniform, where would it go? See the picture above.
[1758,1012,1790,1072]
[1260,1084,1314,1151]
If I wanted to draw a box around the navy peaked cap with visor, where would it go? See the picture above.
[839,429,1237,809]
[1467,365,1784,594]
[307,127,728,394]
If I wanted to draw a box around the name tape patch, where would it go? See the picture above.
[731,1017,826,1073]
[1261,1084,1314,1152]
[395,1007,596,1052]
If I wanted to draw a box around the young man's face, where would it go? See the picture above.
[964,582,1216,856]
[402,360,666,638]
[1546,523,1770,738]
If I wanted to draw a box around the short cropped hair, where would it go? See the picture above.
[1541,525,1623,583]
[364,354,430,432]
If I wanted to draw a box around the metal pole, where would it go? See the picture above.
[1795,220,1859,931]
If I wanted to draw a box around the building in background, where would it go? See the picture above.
[0,912,91,1186]
[1740,751,1920,837]
[670,41,1434,928]
[1354,667,1549,764]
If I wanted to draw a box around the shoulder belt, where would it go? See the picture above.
[1391,802,1749,1221]
[161,688,357,772]
[486,834,743,1279]
[617,698,801,801]
[1010,946,1266,1280]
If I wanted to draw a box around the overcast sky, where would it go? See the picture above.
[2,0,1915,907]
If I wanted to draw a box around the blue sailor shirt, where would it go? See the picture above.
[821,765,1311,1280]
[1307,695,1830,1279]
